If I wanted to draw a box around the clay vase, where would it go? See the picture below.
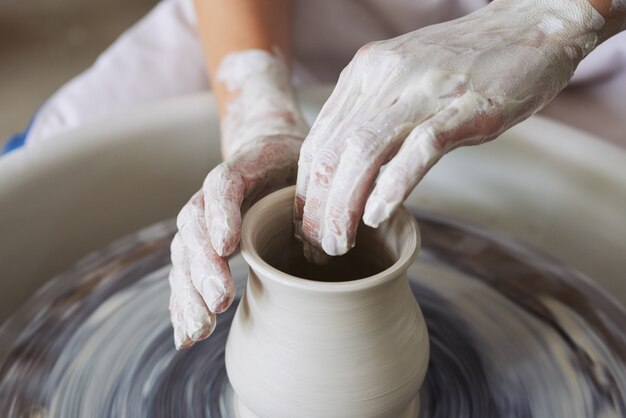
[225,186,429,418]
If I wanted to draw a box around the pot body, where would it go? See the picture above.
[225,187,429,418]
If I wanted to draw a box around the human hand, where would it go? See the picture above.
[294,0,605,256]
[169,50,307,349]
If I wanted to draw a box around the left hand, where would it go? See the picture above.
[169,50,308,349]
[294,0,604,256]
[169,131,304,349]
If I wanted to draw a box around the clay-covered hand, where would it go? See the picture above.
[170,50,308,349]
[294,0,605,256]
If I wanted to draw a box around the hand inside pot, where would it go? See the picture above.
[293,0,611,257]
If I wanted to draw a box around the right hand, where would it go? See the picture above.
[293,0,605,257]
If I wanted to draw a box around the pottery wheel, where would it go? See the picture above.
[0,210,625,417]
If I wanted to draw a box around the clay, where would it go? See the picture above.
[262,219,394,281]
[226,186,429,418]
[217,49,308,159]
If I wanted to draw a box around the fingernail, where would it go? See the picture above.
[207,290,225,312]
[209,225,227,256]
[363,196,394,228]
[208,282,235,313]
[322,233,350,256]
[210,223,238,257]
[199,279,229,313]
[190,325,209,341]
[213,294,234,314]
[186,312,214,342]
[174,328,190,350]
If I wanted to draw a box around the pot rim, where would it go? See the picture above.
[240,186,419,293]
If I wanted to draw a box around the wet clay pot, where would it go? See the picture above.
[225,186,429,418]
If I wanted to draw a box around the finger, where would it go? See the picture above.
[294,127,327,241]
[294,65,363,234]
[169,234,191,349]
[300,104,386,250]
[362,107,465,228]
[169,272,193,350]
[187,229,235,314]
[300,143,341,249]
[202,164,245,257]
[298,85,421,251]
[363,93,503,228]
[181,282,217,343]
[178,192,235,313]
[207,136,303,255]
[169,233,216,348]
[176,191,207,249]
[320,103,418,255]
[237,135,302,207]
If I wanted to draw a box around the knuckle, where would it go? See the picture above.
[176,205,190,230]
[356,41,381,57]
[168,270,178,289]
[298,138,313,159]
[204,164,230,189]
[356,41,399,66]
[299,132,321,161]
[170,233,183,254]
[346,127,385,159]
[176,192,202,230]
[311,148,340,189]
[383,160,413,187]
[325,205,353,236]
[379,50,404,70]
[176,199,202,233]
[422,125,441,145]
[348,43,378,74]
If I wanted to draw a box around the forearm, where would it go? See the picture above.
[194,0,294,117]
[489,0,624,66]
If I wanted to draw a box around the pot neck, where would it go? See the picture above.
[240,187,420,295]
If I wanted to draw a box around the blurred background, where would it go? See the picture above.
[0,0,155,146]
[1,1,623,149]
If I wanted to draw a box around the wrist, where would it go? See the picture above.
[489,0,604,60]
[216,49,307,158]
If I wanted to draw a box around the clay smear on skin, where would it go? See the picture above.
[207,48,307,259]
[217,49,307,158]
[169,50,309,349]
[294,0,605,258]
